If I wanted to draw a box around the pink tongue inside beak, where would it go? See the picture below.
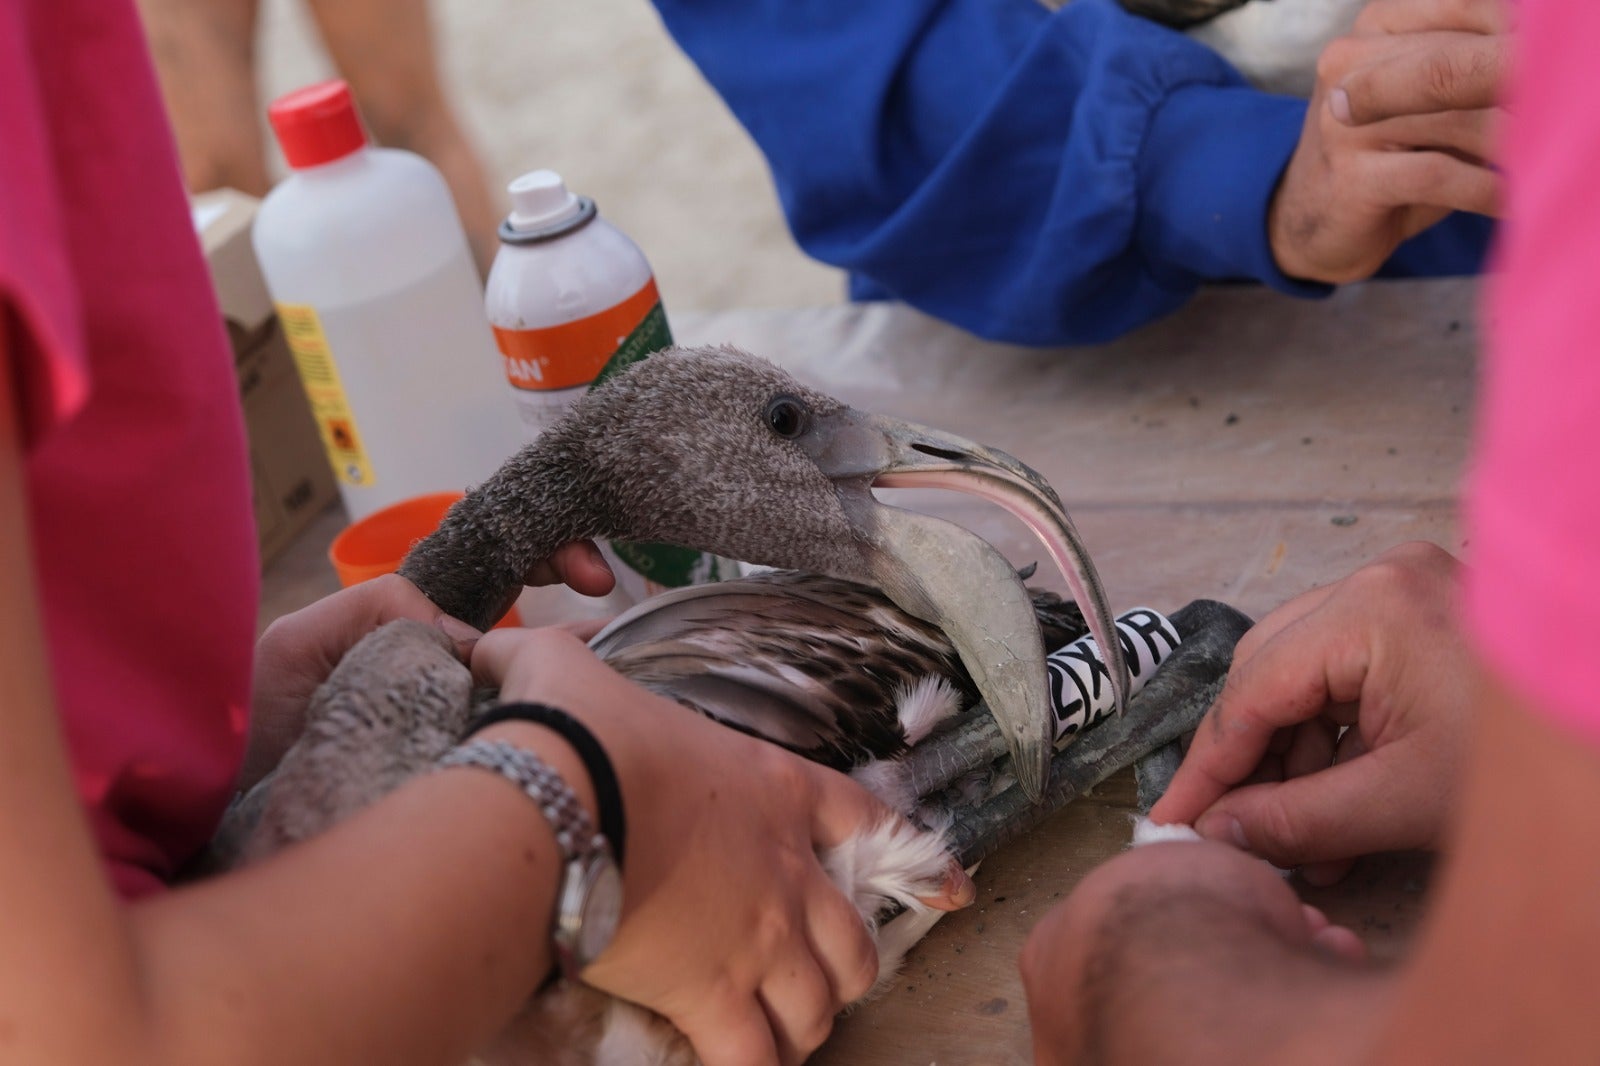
[875,468,1127,714]
[876,470,1079,592]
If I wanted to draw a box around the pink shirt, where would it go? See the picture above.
[2,0,259,896]
[1464,0,1600,744]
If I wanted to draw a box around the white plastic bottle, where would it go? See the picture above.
[484,169,738,607]
[254,80,523,522]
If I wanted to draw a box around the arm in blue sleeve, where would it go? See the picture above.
[651,0,1490,346]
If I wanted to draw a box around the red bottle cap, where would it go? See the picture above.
[267,80,368,169]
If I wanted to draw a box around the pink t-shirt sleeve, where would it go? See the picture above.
[1464,0,1600,745]
[4,0,260,897]
[0,2,89,444]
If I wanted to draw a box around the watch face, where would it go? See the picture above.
[576,857,624,964]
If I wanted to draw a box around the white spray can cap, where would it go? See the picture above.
[502,170,593,239]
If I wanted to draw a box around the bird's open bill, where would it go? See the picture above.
[802,408,1131,803]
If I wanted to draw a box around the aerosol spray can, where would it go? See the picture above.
[484,169,738,609]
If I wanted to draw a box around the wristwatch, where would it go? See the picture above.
[438,739,623,980]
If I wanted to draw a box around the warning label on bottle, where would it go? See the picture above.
[275,302,376,488]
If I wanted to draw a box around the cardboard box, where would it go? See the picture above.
[192,189,339,566]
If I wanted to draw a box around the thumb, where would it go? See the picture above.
[524,540,616,595]
[1192,746,1432,868]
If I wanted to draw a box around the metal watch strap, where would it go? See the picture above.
[467,702,627,870]
[437,740,607,867]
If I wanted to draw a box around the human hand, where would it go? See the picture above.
[471,628,976,1066]
[1151,542,1475,884]
[1269,0,1508,283]
[247,542,611,789]
[1021,841,1366,1066]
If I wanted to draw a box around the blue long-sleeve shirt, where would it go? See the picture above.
[652,0,1493,346]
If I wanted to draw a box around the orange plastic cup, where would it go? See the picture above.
[328,492,521,629]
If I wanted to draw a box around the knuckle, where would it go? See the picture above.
[1312,126,1365,185]
[256,612,297,654]
[1466,40,1499,80]
[513,625,599,671]
[1256,800,1313,864]
[1424,49,1465,104]
[1382,540,1456,579]
[1211,669,1247,719]
[1363,548,1447,603]
[1414,151,1454,187]
[1205,680,1254,750]
[1344,558,1414,606]
[755,901,799,956]
[1386,539,1444,563]
[366,571,416,600]
[695,972,742,1017]
[762,748,811,795]
[1345,562,1397,602]
[715,975,756,1020]
[774,846,813,890]
[1216,654,1283,721]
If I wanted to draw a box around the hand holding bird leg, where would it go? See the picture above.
[1269,0,1506,283]
[246,573,482,792]
[1152,542,1475,884]
[246,542,606,793]
[471,627,975,1066]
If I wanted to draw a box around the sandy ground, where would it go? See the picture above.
[256,0,845,315]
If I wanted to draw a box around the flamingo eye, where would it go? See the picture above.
[764,395,809,439]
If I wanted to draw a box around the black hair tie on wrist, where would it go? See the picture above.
[466,702,627,871]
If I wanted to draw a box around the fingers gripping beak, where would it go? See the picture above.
[819,412,1130,803]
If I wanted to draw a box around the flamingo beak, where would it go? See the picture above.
[806,409,1129,803]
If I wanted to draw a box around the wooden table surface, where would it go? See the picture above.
[260,278,1479,1065]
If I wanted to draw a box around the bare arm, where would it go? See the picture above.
[0,336,568,1064]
